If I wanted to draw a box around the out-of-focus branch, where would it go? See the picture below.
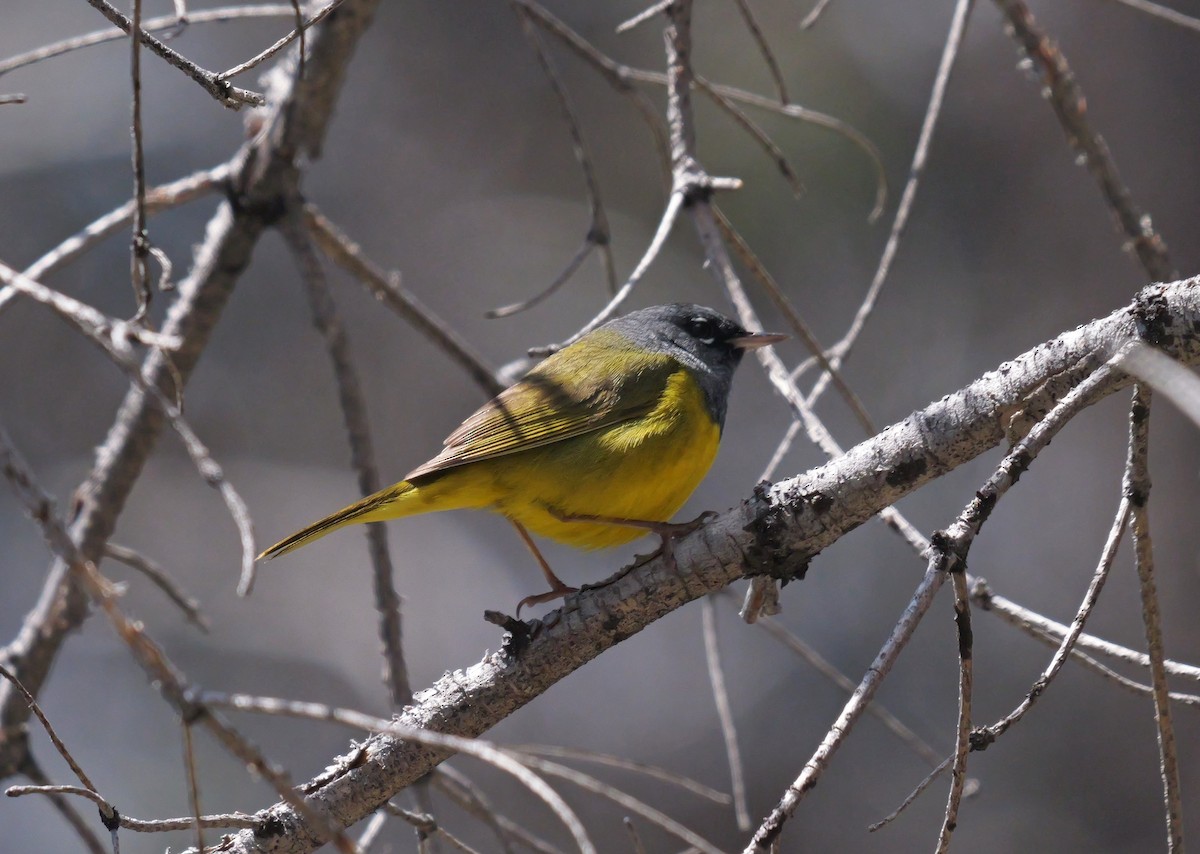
[303,205,504,397]
[0,0,384,785]
[281,216,410,706]
[0,5,301,77]
[215,281,1200,854]
[995,0,1175,281]
[83,0,266,106]
[0,164,228,319]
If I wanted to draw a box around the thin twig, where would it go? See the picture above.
[624,68,887,220]
[1125,386,1184,850]
[383,803,484,854]
[730,0,789,103]
[988,600,1200,706]
[623,817,647,854]
[217,0,344,81]
[972,581,1200,680]
[281,216,410,705]
[17,759,107,854]
[1117,342,1200,428]
[745,566,948,852]
[994,0,1175,281]
[714,210,873,433]
[615,0,674,33]
[1106,0,1200,33]
[84,0,265,106]
[4,788,259,832]
[868,756,952,832]
[356,810,389,851]
[0,261,181,351]
[511,745,730,804]
[196,692,596,854]
[433,766,526,854]
[103,543,208,631]
[499,3,617,314]
[129,0,151,320]
[0,6,301,77]
[696,82,804,197]
[935,571,973,854]
[0,664,101,796]
[730,593,943,768]
[538,190,688,353]
[805,0,975,409]
[0,427,353,852]
[0,164,228,320]
[303,205,504,397]
[35,316,260,595]
[486,237,595,318]
[510,754,724,854]
[972,500,1130,746]
[181,722,205,854]
[701,597,750,830]
[517,0,672,180]
[799,0,834,29]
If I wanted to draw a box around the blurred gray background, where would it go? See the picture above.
[2,1,1199,851]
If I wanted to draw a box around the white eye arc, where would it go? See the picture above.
[686,315,718,343]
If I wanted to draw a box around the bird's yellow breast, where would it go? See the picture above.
[418,367,722,549]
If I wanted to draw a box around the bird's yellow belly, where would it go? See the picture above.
[419,371,722,549]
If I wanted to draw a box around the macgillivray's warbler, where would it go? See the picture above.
[258,303,786,611]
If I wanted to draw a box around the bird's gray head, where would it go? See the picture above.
[609,304,785,428]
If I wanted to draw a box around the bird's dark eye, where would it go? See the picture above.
[685,315,718,342]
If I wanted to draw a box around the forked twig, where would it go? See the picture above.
[83,0,265,106]
[0,5,301,77]
[0,261,181,351]
[216,0,344,81]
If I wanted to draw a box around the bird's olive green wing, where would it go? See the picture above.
[405,334,676,480]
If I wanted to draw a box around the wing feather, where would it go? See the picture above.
[406,336,674,480]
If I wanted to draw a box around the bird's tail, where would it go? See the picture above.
[257,481,416,561]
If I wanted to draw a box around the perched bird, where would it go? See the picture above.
[258,303,785,610]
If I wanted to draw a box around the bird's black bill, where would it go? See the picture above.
[730,331,788,351]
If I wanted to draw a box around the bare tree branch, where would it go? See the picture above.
[212,281,1200,854]
[0,0,385,785]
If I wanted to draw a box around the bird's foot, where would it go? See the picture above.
[515,583,579,618]
[550,508,719,586]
